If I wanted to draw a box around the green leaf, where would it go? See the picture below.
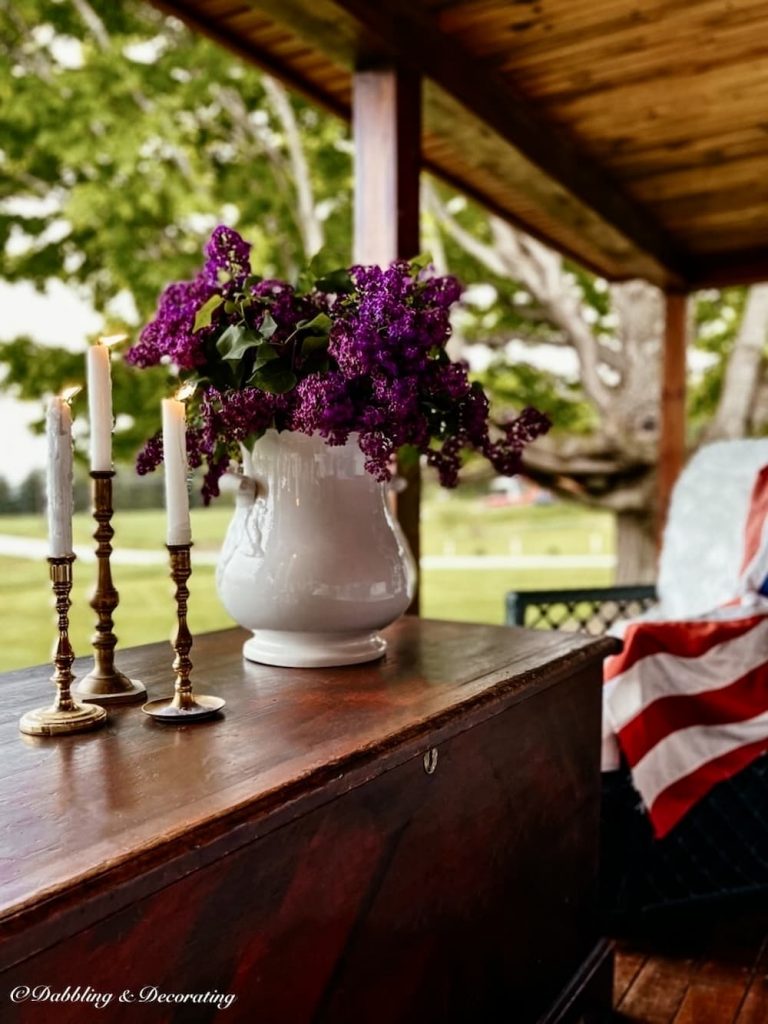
[299,312,331,333]
[247,360,297,394]
[216,324,245,357]
[301,334,330,355]
[301,350,330,374]
[244,274,263,290]
[216,324,260,361]
[396,444,421,471]
[295,269,315,295]
[242,428,266,449]
[314,268,354,294]
[193,294,224,332]
[259,311,278,339]
[252,342,279,370]
[428,344,450,364]
[409,252,432,275]
[283,311,332,348]
[292,312,332,355]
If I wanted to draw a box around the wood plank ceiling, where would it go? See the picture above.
[152,0,768,290]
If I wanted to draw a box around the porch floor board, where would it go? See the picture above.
[613,911,768,1023]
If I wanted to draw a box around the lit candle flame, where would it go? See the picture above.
[60,385,82,404]
[175,381,196,402]
[98,333,129,348]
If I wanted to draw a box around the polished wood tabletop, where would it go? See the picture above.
[0,618,616,950]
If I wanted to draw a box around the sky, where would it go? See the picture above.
[0,279,102,483]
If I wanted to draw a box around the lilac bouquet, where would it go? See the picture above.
[128,225,550,501]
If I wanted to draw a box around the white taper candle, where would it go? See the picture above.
[162,395,192,546]
[87,342,113,471]
[46,395,74,558]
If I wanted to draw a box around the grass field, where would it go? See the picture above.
[0,492,614,673]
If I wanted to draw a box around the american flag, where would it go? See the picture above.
[602,465,768,839]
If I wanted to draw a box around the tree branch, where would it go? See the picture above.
[425,182,613,412]
[0,0,53,81]
[490,216,613,413]
[706,283,768,440]
[211,82,307,261]
[70,0,110,51]
[262,76,323,261]
[422,180,509,277]
[421,181,449,275]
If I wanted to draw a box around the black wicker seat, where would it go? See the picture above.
[505,441,768,926]
[507,577,768,929]
[506,585,768,926]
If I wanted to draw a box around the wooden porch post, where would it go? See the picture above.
[658,290,688,543]
[353,65,422,611]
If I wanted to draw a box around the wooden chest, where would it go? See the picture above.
[0,619,617,1023]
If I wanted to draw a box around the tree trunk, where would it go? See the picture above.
[615,510,657,583]
[706,283,768,440]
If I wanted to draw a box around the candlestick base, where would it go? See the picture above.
[74,669,146,706]
[142,694,225,722]
[20,553,109,738]
[143,543,225,725]
[20,701,107,737]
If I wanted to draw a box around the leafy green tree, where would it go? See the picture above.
[0,476,14,514]
[0,0,352,453]
[15,469,45,514]
[425,181,766,578]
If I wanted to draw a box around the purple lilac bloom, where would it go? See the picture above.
[127,274,220,370]
[290,372,356,446]
[131,226,550,496]
[202,225,251,287]
[127,225,252,371]
[136,432,163,475]
[248,280,329,350]
[187,385,284,503]
[358,431,396,481]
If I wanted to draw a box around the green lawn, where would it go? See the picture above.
[0,492,614,673]
[0,504,235,552]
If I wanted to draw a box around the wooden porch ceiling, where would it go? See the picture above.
[153,0,768,290]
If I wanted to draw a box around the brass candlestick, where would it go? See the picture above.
[142,544,225,722]
[20,555,108,736]
[74,471,146,705]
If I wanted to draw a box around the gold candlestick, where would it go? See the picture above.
[74,471,146,705]
[20,556,108,736]
[142,544,225,722]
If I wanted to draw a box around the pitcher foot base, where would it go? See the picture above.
[243,629,387,668]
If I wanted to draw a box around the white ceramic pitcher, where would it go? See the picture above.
[216,430,417,667]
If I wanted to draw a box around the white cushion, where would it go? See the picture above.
[656,439,768,619]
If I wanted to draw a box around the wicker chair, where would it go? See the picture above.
[506,584,657,635]
[506,440,768,927]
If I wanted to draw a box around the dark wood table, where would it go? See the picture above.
[0,618,618,1023]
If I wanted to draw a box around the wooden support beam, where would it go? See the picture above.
[353,66,422,612]
[658,291,688,543]
[353,67,421,265]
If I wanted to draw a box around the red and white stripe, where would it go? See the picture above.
[603,465,768,838]
[736,464,768,600]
